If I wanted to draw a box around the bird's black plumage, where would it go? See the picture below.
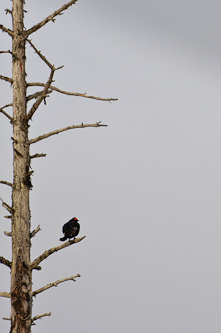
[60,217,80,241]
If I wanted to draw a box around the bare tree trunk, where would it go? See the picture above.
[11,0,32,332]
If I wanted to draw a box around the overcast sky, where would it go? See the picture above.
[1,0,221,332]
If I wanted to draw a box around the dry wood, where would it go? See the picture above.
[0,75,13,84]
[10,1,32,331]
[33,274,80,296]
[28,82,118,101]
[31,313,51,325]
[29,122,107,144]
[27,90,52,102]
[0,107,13,121]
[30,225,41,238]
[30,236,86,270]
[0,50,12,54]
[4,231,12,237]
[0,181,14,188]
[28,66,55,120]
[26,0,79,36]
[30,153,47,159]
[27,39,54,69]
[0,24,13,36]
[0,197,13,214]
[0,292,10,298]
[0,256,12,268]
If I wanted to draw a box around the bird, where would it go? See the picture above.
[60,217,80,241]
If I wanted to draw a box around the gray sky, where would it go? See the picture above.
[1,0,221,332]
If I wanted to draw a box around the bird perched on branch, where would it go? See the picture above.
[60,217,80,241]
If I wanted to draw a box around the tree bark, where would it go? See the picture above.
[11,0,32,332]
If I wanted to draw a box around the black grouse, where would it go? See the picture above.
[60,217,80,241]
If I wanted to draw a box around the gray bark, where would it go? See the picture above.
[11,0,32,332]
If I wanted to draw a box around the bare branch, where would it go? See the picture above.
[27,90,52,102]
[0,75,12,84]
[30,153,47,159]
[0,181,14,188]
[5,9,12,15]
[33,266,42,271]
[2,317,11,321]
[27,82,118,102]
[0,292,10,298]
[30,225,41,238]
[27,39,54,70]
[29,122,107,145]
[1,102,12,109]
[0,256,12,269]
[0,50,12,55]
[4,215,12,219]
[0,25,13,36]
[0,197,13,214]
[31,313,51,325]
[33,274,80,296]
[30,236,86,270]
[4,231,12,237]
[26,0,78,36]
[0,102,13,110]
[0,103,13,121]
[0,107,13,121]
[28,67,55,120]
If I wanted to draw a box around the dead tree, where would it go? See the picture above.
[0,1,117,332]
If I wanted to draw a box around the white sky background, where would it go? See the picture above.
[1,0,221,332]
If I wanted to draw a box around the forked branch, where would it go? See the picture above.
[30,236,86,270]
[29,122,107,145]
[28,67,55,120]
[5,9,12,15]
[33,274,80,296]
[26,0,79,36]
[27,82,118,102]
[27,90,52,102]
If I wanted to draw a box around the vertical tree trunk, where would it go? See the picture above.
[11,0,32,332]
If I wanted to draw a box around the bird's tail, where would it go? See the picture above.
[59,236,67,241]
